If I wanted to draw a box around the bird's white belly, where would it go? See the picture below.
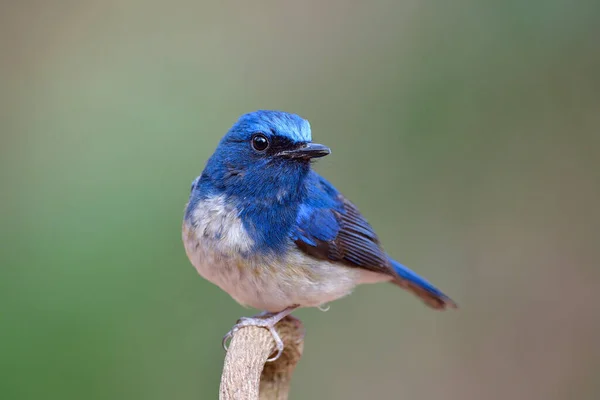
[183,225,361,311]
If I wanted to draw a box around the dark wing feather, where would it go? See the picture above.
[330,199,391,273]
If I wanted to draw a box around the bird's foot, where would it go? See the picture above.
[222,305,298,362]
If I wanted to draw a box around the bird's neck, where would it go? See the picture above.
[218,163,310,254]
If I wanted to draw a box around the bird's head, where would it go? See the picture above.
[199,110,330,202]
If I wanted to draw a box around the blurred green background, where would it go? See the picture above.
[1,1,599,399]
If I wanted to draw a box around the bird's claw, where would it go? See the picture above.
[222,316,261,351]
[264,325,285,361]
[221,315,285,362]
[221,330,235,352]
[222,306,299,362]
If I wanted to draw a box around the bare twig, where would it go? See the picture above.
[219,316,304,400]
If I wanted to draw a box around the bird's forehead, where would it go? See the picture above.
[234,110,312,143]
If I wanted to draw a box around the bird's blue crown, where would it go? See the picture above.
[227,110,312,143]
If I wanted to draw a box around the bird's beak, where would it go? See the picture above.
[279,143,331,160]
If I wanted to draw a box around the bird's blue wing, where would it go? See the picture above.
[292,172,456,309]
[293,190,392,275]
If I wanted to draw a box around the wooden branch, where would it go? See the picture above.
[219,316,304,400]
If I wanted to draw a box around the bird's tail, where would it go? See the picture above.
[389,259,457,310]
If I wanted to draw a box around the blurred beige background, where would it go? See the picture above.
[1,1,599,399]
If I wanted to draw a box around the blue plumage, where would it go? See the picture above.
[183,110,456,359]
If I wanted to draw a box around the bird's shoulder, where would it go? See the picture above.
[292,172,392,274]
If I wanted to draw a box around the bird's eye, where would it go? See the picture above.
[251,134,269,151]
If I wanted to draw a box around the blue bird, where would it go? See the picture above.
[182,110,456,360]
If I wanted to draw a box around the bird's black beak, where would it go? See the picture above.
[279,143,331,160]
